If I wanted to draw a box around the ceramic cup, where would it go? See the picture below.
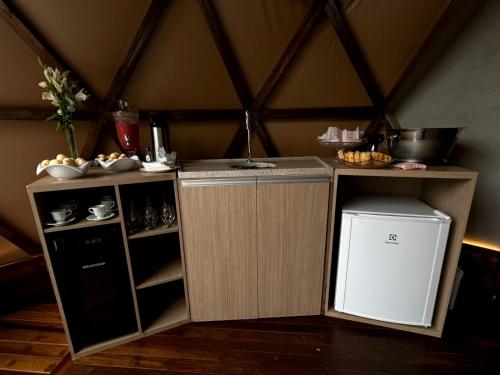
[51,208,72,223]
[101,199,115,213]
[89,204,107,218]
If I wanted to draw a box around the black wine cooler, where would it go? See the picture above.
[47,225,137,352]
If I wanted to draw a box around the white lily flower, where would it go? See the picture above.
[53,80,63,93]
[57,109,63,115]
[75,89,88,102]
[38,81,48,88]
[41,91,55,101]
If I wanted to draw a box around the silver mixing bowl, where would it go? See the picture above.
[387,128,463,163]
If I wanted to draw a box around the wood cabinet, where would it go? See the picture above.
[257,178,330,317]
[179,179,258,321]
[179,176,330,321]
[26,170,189,358]
[323,166,477,337]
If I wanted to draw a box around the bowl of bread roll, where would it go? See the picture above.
[36,154,90,180]
[95,152,142,173]
[337,150,392,168]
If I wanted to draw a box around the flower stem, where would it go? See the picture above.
[65,125,78,159]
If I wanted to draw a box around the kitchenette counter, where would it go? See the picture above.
[178,156,332,179]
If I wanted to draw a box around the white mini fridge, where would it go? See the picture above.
[334,195,451,327]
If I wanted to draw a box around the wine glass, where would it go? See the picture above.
[160,201,176,228]
[143,198,157,230]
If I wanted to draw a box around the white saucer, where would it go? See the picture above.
[86,212,115,221]
[140,167,171,173]
[46,216,76,226]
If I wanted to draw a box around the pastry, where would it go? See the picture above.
[56,154,67,162]
[41,159,50,167]
[75,158,86,167]
[49,159,61,165]
[62,157,75,166]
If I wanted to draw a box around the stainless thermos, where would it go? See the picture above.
[149,115,171,161]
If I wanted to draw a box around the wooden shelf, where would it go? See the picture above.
[73,331,141,359]
[43,215,121,233]
[136,257,183,290]
[127,225,178,240]
[142,293,188,335]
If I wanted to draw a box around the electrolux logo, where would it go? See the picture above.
[385,233,399,245]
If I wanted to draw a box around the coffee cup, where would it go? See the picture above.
[51,208,72,223]
[89,204,107,218]
[101,199,115,213]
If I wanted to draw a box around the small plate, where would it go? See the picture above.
[86,212,115,221]
[140,167,171,173]
[46,216,76,226]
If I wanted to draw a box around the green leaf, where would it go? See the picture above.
[62,70,70,79]
[56,122,62,132]
[46,113,57,121]
[37,56,44,69]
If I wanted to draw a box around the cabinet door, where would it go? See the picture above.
[257,178,329,318]
[179,179,258,321]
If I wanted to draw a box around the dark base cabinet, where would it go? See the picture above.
[27,170,189,358]
[46,225,137,352]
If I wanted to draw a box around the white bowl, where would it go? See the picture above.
[36,162,90,180]
[96,156,142,173]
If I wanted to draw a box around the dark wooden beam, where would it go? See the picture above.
[139,109,243,122]
[0,108,98,121]
[0,0,100,112]
[324,0,384,109]
[198,0,257,157]
[259,106,378,119]
[224,120,248,158]
[81,0,169,159]
[0,217,41,256]
[254,119,279,157]
[251,0,325,111]
[198,0,252,108]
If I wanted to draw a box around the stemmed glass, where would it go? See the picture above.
[143,198,157,230]
[160,200,176,228]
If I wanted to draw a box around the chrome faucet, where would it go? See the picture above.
[245,110,253,164]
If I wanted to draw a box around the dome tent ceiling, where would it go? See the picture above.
[0,0,454,245]
[0,0,452,158]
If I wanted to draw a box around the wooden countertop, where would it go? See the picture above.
[178,156,332,179]
[26,168,177,193]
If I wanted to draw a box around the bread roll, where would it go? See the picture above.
[49,159,61,165]
[56,154,67,162]
[41,159,50,167]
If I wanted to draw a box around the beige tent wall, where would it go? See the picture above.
[393,0,500,250]
[0,0,450,244]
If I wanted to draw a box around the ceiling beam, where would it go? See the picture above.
[0,106,377,122]
[0,0,100,112]
[324,0,384,109]
[198,0,252,109]
[198,0,259,157]
[258,106,378,120]
[252,0,326,111]
[80,0,169,159]
[0,107,98,121]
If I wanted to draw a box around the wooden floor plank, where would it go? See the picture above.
[0,341,68,358]
[0,353,61,374]
[0,328,67,345]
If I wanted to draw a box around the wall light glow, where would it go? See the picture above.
[463,239,500,252]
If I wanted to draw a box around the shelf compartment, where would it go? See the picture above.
[73,331,140,359]
[135,256,183,290]
[138,280,188,335]
[128,225,178,240]
[43,215,121,233]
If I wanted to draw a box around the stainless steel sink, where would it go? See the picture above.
[230,161,276,169]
